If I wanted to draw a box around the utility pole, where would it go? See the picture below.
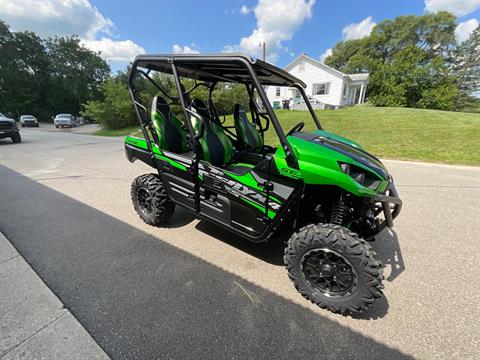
[259,42,266,61]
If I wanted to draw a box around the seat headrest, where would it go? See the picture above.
[191,98,210,118]
[234,104,247,120]
[152,95,170,120]
[191,98,208,111]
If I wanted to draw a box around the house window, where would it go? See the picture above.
[276,87,281,96]
[298,61,305,72]
[312,83,330,95]
[343,84,348,97]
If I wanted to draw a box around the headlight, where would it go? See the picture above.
[339,162,381,190]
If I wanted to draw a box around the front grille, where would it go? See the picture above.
[0,121,13,130]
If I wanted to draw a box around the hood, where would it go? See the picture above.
[313,129,362,149]
[0,115,15,123]
[292,131,390,181]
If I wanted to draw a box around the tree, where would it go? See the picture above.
[82,79,137,129]
[324,12,460,110]
[0,20,109,120]
[452,27,480,110]
[47,36,110,114]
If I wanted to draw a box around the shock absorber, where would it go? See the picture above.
[330,195,345,225]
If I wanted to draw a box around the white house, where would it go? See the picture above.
[266,53,369,110]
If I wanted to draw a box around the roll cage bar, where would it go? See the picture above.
[127,53,323,169]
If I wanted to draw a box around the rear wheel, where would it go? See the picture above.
[284,223,383,315]
[131,174,175,226]
[11,133,21,143]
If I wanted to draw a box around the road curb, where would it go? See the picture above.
[0,230,110,360]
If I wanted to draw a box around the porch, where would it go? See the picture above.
[342,73,369,106]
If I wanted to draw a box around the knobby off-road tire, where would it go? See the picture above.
[284,223,384,315]
[131,174,175,226]
[11,133,21,143]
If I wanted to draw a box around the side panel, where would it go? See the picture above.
[124,143,155,168]
[161,173,195,209]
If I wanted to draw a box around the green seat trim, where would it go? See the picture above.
[151,95,189,153]
[191,111,234,167]
[234,104,263,153]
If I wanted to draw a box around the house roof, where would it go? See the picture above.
[284,53,368,82]
[347,73,369,81]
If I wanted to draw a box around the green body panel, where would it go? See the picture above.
[313,129,362,149]
[274,134,388,197]
[125,136,187,171]
[125,128,387,218]
[125,136,282,218]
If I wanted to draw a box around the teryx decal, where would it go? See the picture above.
[201,167,281,211]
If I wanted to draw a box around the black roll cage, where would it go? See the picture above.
[127,53,323,169]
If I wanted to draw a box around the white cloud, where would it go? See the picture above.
[172,44,200,54]
[455,18,479,42]
[82,38,145,61]
[342,16,376,40]
[240,5,251,15]
[0,0,145,64]
[425,0,480,17]
[319,48,332,62]
[0,0,113,39]
[223,0,315,63]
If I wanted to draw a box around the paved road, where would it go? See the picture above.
[0,232,108,359]
[1,128,479,359]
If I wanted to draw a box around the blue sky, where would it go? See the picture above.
[1,0,479,72]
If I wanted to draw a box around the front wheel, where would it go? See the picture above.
[131,174,175,226]
[11,133,21,143]
[284,223,383,315]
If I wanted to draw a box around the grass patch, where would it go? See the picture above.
[94,125,140,137]
[96,106,480,165]
[269,106,480,165]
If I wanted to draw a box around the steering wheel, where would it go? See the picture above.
[286,122,305,136]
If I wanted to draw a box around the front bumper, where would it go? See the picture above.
[369,181,402,228]
[0,128,19,139]
[22,121,38,127]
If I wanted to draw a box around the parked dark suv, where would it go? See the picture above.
[0,112,21,143]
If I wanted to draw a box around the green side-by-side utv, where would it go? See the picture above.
[124,54,402,315]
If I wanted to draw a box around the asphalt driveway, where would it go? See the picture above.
[0,128,479,359]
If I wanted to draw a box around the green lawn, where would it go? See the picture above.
[270,106,480,165]
[94,125,141,137]
[96,106,480,165]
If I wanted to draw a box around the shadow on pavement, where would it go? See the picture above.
[374,227,406,282]
[195,220,390,320]
[0,139,20,146]
[195,220,288,266]
[0,164,412,359]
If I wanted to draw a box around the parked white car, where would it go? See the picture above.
[20,115,39,127]
[54,114,76,128]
